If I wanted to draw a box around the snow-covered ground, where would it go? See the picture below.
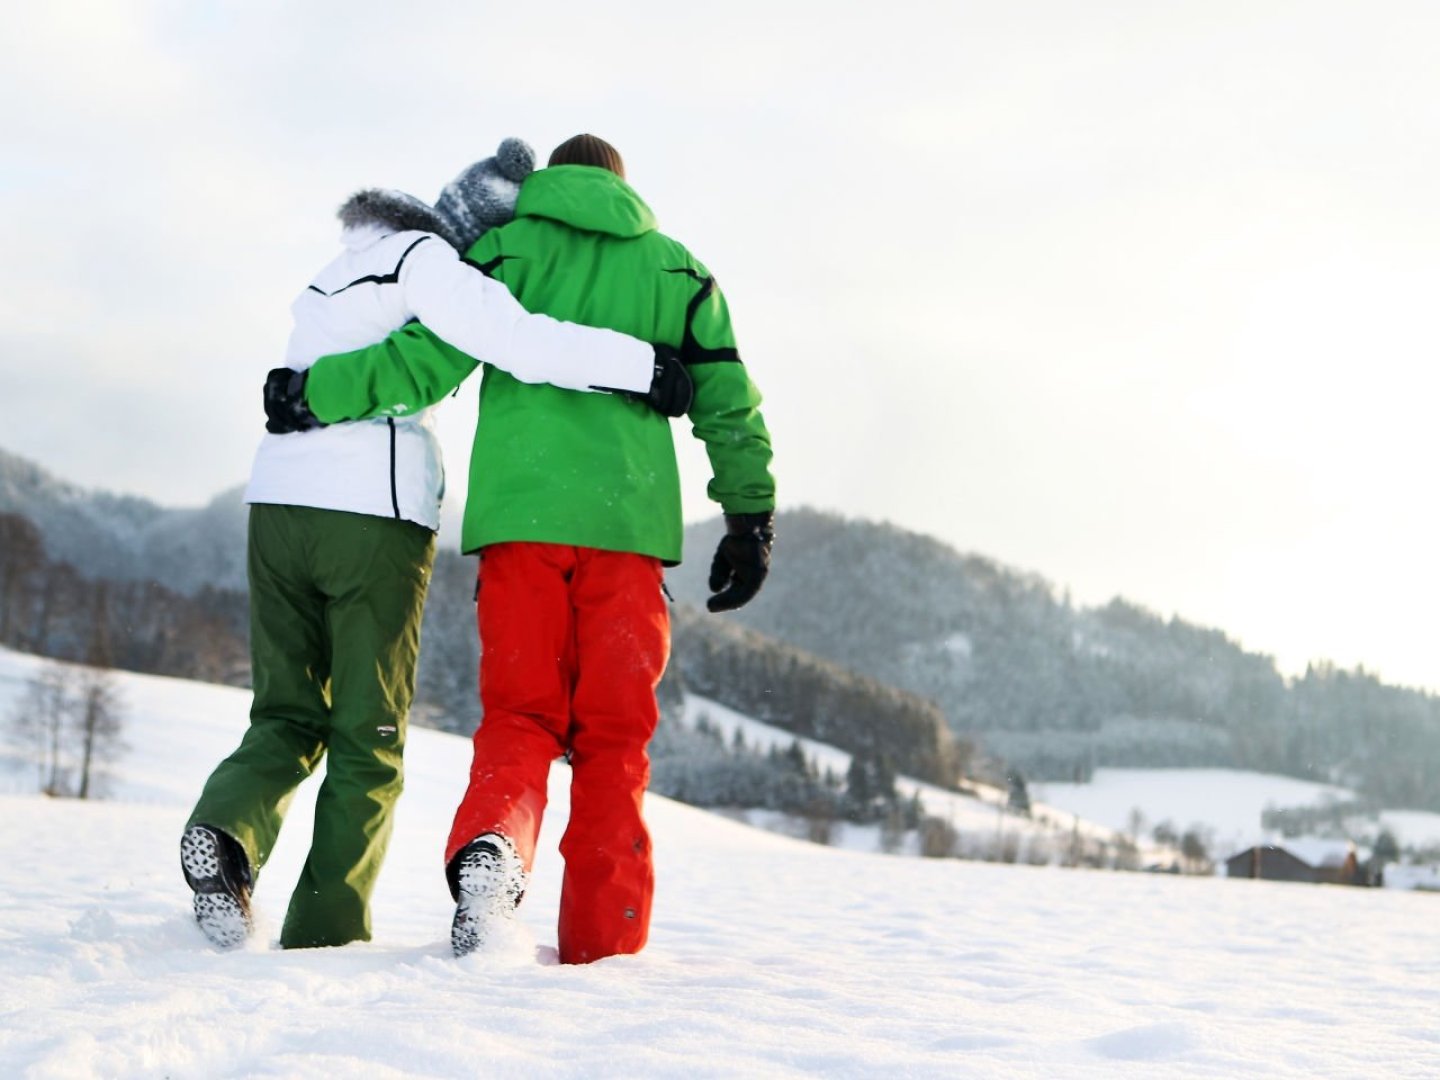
[3,647,1440,1078]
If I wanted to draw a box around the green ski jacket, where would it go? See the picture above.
[306,165,775,564]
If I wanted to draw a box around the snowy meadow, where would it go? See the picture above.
[2,646,1438,1079]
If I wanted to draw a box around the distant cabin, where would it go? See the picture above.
[1224,841,1363,886]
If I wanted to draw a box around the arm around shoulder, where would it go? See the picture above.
[402,238,654,395]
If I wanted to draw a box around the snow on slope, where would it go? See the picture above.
[680,694,1161,863]
[2,647,1439,1079]
[1034,769,1440,859]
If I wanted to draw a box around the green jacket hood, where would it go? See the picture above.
[514,165,658,238]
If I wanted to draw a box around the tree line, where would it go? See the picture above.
[0,511,480,731]
[666,603,973,789]
[1,513,249,686]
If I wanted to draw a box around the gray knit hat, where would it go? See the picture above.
[433,137,537,251]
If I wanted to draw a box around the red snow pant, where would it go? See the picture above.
[446,541,669,964]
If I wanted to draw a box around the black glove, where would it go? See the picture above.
[599,345,693,418]
[707,511,774,613]
[263,368,324,435]
[645,344,693,418]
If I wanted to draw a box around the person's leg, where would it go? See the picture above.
[186,505,330,876]
[557,549,668,964]
[280,510,435,948]
[446,543,574,876]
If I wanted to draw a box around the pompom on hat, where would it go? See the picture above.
[433,137,537,251]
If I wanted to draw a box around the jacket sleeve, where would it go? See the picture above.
[305,322,476,423]
[683,274,776,515]
[304,238,655,423]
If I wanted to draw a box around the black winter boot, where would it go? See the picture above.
[449,833,527,957]
[181,824,254,950]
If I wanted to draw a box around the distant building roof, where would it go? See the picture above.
[1226,837,1356,869]
[1279,838,1356,869]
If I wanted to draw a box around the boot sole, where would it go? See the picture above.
[451,839,525,957]
[181,825,253,950]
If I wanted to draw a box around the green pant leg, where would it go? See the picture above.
[280,511,435,949]
[188,504,330,874]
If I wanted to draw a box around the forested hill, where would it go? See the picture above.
[668,509,1440,810]
[0,449,247,594]
[665,604,968,789]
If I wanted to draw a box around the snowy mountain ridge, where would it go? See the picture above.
[0,448,248,594]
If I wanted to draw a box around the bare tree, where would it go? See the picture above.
[11,663,72,795]
[1180,827,1214,875]
[7,660,126,798]
[73,667,125,799]
[1126,806,1147,845]
[919,815,958,858]
[68,585,127,798]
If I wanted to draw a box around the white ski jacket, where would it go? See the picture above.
[243,223,654,530]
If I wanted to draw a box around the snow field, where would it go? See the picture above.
[2,648,1439,1078]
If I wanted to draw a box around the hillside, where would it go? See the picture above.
[666,604,968,788]
[2,648,1437,1078]
[7,446,1440,813]
[669,510,1440,810]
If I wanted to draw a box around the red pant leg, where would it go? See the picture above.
[445,543,574,872]
[558,549,669,964]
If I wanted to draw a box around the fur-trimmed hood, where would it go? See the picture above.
[337,189,462,250]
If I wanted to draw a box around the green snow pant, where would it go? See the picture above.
[187,504,435,948]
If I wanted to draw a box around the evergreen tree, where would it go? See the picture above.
[1371,828,1400,868]
[1007,770,1032,816]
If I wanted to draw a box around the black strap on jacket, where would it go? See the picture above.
[664,268,740,365]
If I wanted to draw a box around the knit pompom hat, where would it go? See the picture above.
[433,137,537,251]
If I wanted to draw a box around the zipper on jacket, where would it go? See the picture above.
[387,418,401,519]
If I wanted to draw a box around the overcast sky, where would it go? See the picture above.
[5,2,1440,691]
